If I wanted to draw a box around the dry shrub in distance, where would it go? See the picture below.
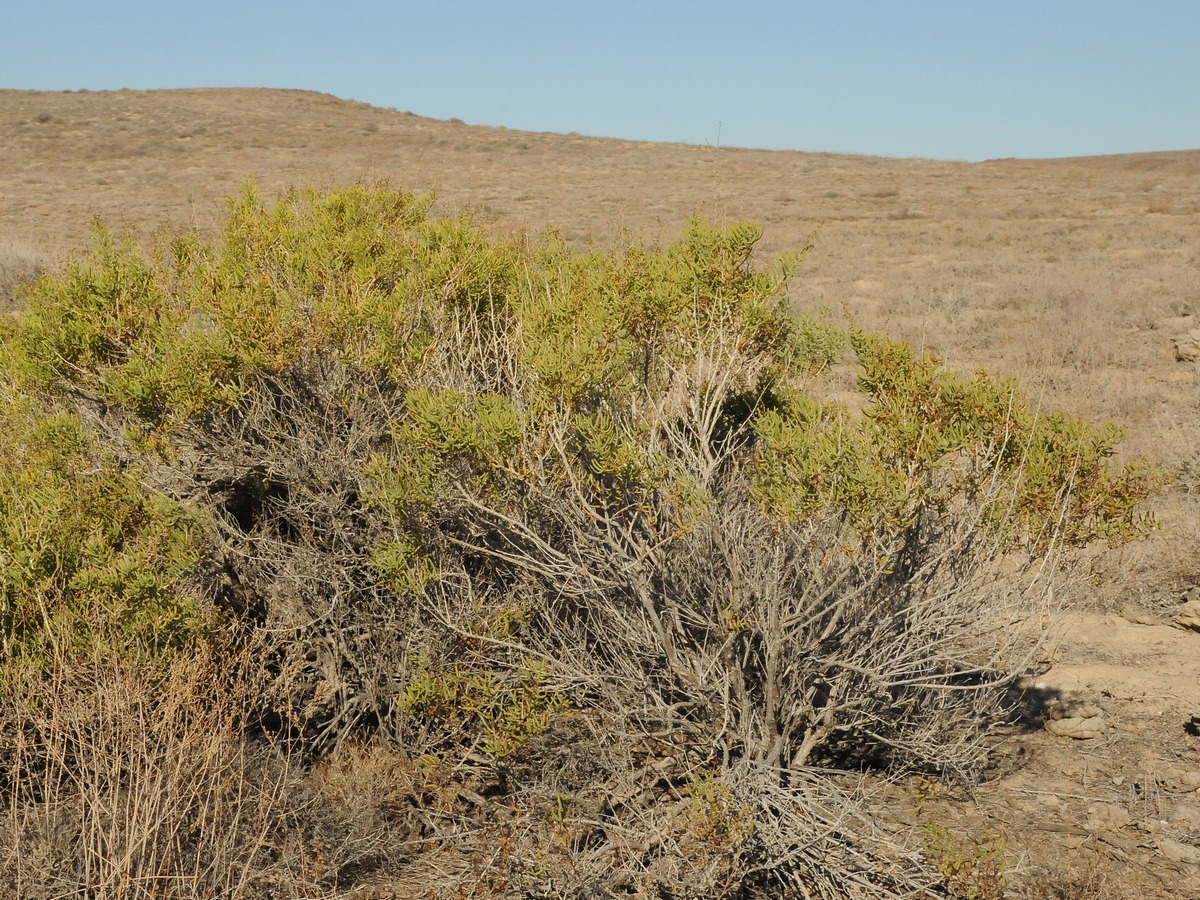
[0,183,1157,898]
[0,234,47,312]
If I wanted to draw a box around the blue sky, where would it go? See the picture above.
[5,1,1198,161]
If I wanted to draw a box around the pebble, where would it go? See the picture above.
[1047,699,1104,721]
[1045,698,1106,739]
[1086,802,1131,833]
[1121,603,1161,626]
[1046,716,1106,739]
[1158,837,1200,865]
[1174,600,1200,632]
[1168,803,1200,829]
[1161,768,1200,793]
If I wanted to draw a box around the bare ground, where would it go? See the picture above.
[960,609,1200,898]
[2,88,1198,897]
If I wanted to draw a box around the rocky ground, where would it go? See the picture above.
[891,595,1200,898]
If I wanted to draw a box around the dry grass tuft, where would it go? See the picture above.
[0,234,48,312]
[0,637,407,899]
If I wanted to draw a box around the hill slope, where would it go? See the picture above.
[3,89,1197,428]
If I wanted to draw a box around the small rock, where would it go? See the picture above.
[1047,699,1104,721]
[1163,769,1200,793]
[1158,837,1200,865]
[1045,697,1106,738]
[1113,775,1126,787]
[1174,330,1200,363]
[1086,802,1131,833]
[1168,803,1200,829]
[1046,716,1107,739]
[1121,603,1161,626]
[1175,600,1200,632]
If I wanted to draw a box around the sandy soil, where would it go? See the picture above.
[979,610,1200,896]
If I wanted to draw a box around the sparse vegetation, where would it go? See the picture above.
[0,184,1158,897]
[0,236,47,312]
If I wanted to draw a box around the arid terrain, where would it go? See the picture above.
[2,88,1198,897]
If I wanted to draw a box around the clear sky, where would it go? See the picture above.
[5,0,1198,161]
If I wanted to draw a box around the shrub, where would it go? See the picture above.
[0,183,1156,897]
[0,385,206,666]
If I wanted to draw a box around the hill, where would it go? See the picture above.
[3,89,1197,444]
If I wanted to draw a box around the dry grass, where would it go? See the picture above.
[0,638,411,899]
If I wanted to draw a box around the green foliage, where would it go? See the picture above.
[747,330,1156,545]
[371,536,437,598]
[8,182,1155,547]
[403,387,523,463]
[0,392,205,666]
[790,307,847,373]
[517,218,799,411]
[12,181,518,422]
[400,659,568,758]
[749,396,909,528]
[850,331,1158,547]
[685,775,755,846]
[920,822,1008,900]
[904,777,1008,900]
